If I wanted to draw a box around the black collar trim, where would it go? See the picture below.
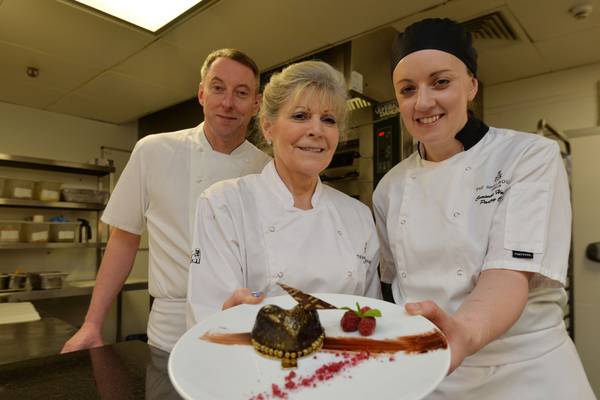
[417,115,489,160]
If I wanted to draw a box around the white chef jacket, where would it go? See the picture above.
[187,160,381,325]
[102,122,270,351]
[373,127,595,398]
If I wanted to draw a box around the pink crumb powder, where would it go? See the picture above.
[249,352,373,400]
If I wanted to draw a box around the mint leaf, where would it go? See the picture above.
[362,309,382,318]
[340,306,361,317]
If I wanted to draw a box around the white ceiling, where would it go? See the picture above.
[1,0,599,124]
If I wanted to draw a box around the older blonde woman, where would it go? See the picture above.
[186,60,381,325]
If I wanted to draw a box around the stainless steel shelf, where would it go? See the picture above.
[0,242,104,250]
[0,278,148,302]
[0,198,105,210]
[0,153,114,176]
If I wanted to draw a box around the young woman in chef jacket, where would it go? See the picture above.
[186,60,382,326]
[373,18,595,399]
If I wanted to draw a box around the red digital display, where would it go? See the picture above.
[377,131,386,137]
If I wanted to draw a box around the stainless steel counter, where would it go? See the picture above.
[0,317,77,365]
[0,340,182,399]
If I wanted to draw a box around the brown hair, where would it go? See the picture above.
[200,48,260,87]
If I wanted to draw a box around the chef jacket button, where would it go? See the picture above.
[346,271,352,278]
[277,271,284,278]
[268,226,276,232]
[337,230,343,237]
[400,271,407,279]
[456,268,464,276]
[410,174,417,180]
[465,166,471,172]
[400,218,407,225]
[195,178,203,183]
[453,211,461,218]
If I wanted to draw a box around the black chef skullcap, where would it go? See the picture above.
[391,18,477,76]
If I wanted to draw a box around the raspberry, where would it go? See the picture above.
[358,317,376,336]
[340,310,360,332]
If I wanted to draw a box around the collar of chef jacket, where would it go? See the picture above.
[417,114,489,159]
[262,160,324,210]
[193,122,255,156]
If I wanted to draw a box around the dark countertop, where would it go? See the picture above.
[0,317,78,365]
[0,340,182,399]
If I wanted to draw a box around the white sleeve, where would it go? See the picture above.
[186,192,245,327]
[372,187,396,284]
[101,140,147,234]
[483,141,571,285]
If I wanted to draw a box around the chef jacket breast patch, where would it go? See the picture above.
[191,248,201,264]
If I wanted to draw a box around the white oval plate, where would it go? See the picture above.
[169,293,450,400]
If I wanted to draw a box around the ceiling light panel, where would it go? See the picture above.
[73,0,203,32]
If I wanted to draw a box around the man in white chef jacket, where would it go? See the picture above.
[61,48,270,353]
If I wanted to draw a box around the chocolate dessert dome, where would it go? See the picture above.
[251,304,325,368]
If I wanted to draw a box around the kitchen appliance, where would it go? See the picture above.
[77,218,92,243]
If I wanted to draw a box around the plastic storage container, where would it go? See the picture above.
[4,179,35,199]
[0,221,22,242]
[9,273,27,290]
[21,222,50,243]
[61,188,109,204]
[28,271,68,290]
[49,222,80,242]
[33,181,61,202]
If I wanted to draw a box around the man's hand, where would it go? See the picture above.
[61,322,105,353]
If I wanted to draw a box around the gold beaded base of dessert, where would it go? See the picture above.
[251,333,325,368]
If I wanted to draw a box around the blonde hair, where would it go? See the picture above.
[259,61,348,134]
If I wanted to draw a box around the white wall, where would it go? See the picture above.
[485,63,599,132]
[0,101,148,344]
[485,63,600,396]
[570,133,600,395]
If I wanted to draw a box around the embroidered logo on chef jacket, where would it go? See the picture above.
[356,241,372,265]
[474,169,510,205]
[191,248,201,264]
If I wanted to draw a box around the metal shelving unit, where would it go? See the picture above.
[0,153,113,273]
[0,153,114,176]
[0,152,149,341]
[0,278,148,302]
[0,198,106,210]
[0,242,103,250]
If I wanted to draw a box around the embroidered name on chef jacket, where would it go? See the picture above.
[356,241,372,265]
[474,169,510,205]
[191,248,201,264]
